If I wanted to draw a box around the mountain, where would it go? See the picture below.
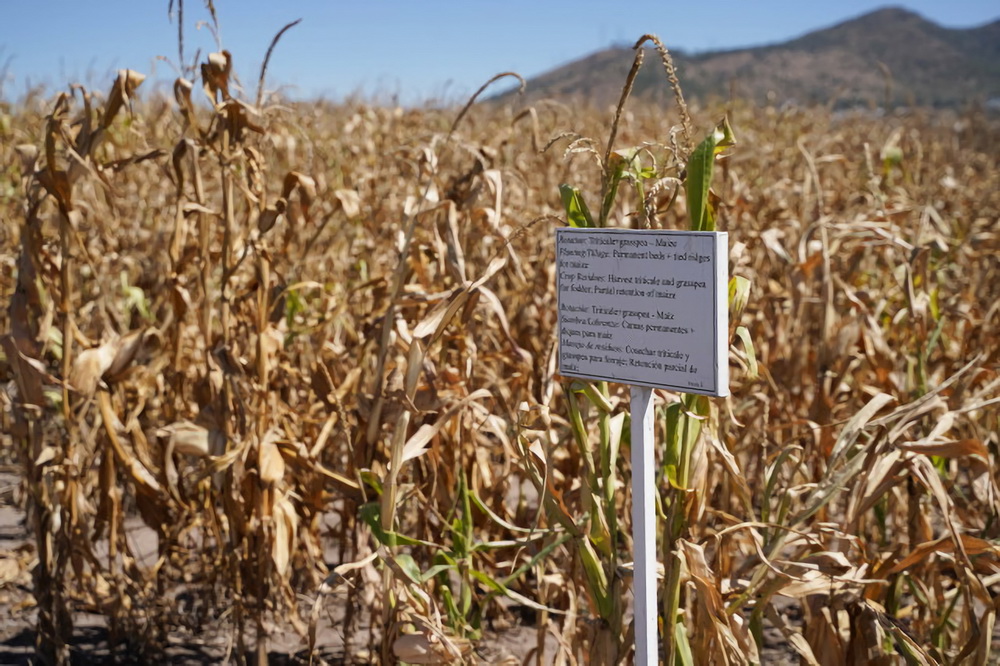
[503,7,1000,109]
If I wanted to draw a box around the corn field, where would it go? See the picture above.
[0,26,999,666]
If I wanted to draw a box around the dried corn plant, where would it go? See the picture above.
[0,16,998,666]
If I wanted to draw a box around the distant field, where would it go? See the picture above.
[0,54,998,665]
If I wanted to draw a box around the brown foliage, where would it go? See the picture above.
[0,51,998,665]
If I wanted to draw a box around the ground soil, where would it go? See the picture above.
[0,466,915,665]
[0,463,552,663]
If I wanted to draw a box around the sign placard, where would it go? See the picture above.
[556,228,729,397]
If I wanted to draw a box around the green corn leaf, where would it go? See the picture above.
[663,401,682,487]
[393,553,424,584]
[451,518,468,558]
[359,502,390,545]
[470,491,536,533]
[359,469,383,495]
[663,463,680,489]
[926,311,946,359]
[567,386,599,492]
[685,117,735,232]
[663,397,705,485]
[420,563,456,583]
[454,471,473,558]
[359,502,440,549]
[685,135,716,231]
[677,394,709,489]
[469,568,560,614]
[461,571,472,615]
[761,447,800,527]
[560,184,595,228]
[285,287,306,330]
[579,537,613,619]
[120,271,153,323]
[675,619,695,666]
[441,585,461,629]
[588,495,613,557]
[929,287,940,321]
[600,152,628,226]
[500,533,573,588]
[578,380,614,413]
[435,551,458,568]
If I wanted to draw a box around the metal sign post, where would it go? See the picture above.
[630,385,657,664]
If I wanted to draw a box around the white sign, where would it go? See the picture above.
[556,228,729,397]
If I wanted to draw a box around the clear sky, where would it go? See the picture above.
[2,1,998,104]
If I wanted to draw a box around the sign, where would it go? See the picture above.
[556,228,728,397]
[555,227,731,664]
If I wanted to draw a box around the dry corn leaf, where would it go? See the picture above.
[828,392,895,465]
[413,255,506,342]
[401,424,436,464]
[98,391,163,496]
[438,200,466,282]
[69,339,118,395]
[804,605,849,666]
[15,144,38,174]
[397,388,492,468]
[777,571,845,599]
[0,556,24,587]
[69,330,147,396]
[258,206,280,234]
[105,328,149,381]
[173,77,197,128]
[271,492,299,576]
[259,430,286,485]
[848,448,904,524]
[392,629,466,664]
[908,453,993,606]
[201,51,232,101]
[680,539,757,664]
[800,551,853,576]
[971,606,996,666]
[761,227,792,263]
[34,446,58,467]
[181,202,218,216]
[705,429,753,514]
[1,335,55,406]
[765,604,821,666]
[477,286,531,363]
[888,534,1000,575]
[101,69,145,128]
[259,324,284,374]
[897,438,989,459]
[158,420,211,458]
[331,551,379,581]
[865,599,939,665]
[333,188,361,218]
[281,171,316,211]
[412,286,466,341]
[5,64,999,665]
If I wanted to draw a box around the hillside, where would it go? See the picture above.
[504,7,1000,108]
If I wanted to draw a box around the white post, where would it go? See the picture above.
[630,385,657,665]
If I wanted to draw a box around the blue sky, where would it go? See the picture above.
[2,1,998,104]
